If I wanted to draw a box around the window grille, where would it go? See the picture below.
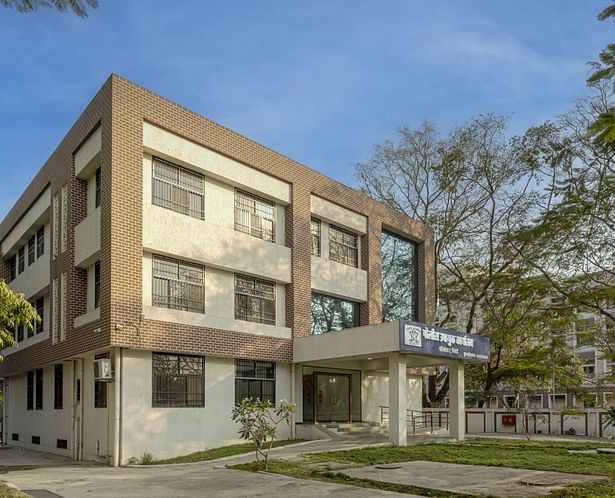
[94,261,101,309]
[35,368,43,410]
[234,274,275,325]
[36,226,44,258]
[234,189,275,242]
[28,235,35,265]
[152,353,204,408]
[18,246,25,274]
[94,353,108,408]
[152,255,205,313]
[54,364,63,410]
[95,168,101,208]
[329,225,358,267]
[235,359,275,404]
[310,218,321,256]
[152,158,205,220]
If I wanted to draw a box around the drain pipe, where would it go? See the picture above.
[290,364,296,440]
[112,347,122,467]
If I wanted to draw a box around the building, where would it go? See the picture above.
[0,75,488,465]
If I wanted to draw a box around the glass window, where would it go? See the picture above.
[152,157,205,220]
[36,226,44,258]
[18,246,25,274]
[152,255,205,314]
[234,189,275,242]
[152,353,205,408]
[35,368,43,410]
[28,235,35,265]
[27,371,33,410]
[235,359,275,404]
[234,274,276,325]
[94,354,108,408]
[94,261,101,309]
[54,364,63,410]
[311,293,359,335]
[310,218,321,256]
[36,297,44,334]
[8,255,16,282]
[95,167,101,208]
[329,225,358,267]
[381,230,418,322]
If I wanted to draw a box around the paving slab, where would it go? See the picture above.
[341,460,605,498]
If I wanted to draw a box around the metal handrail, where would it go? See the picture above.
[379,405,449,434]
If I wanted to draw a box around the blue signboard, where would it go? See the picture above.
[399,320,490,362]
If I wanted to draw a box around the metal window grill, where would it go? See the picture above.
[234,274,275,325]
[152,353,204,408]
[152,158,205,220]
[234,189,275,242]
[36,227,44,258]
[153,256,205,314]
[310,218,321,256]
[28,236,35,265]
[235,359,275,404]
[18,246,25,273]
[329,225,358,267]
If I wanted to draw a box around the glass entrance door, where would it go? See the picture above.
[315,373,351,423]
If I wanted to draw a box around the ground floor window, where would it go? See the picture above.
[235,359,276,404]
[54,364,63,410]
[27,371,34,410]
[94,353,108,408]
[311,292,359,335]
[152,353,205,408]
[35,369,43,410]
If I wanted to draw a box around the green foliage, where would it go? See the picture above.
[0,0,97,17]
[125,451,154,465]
[603,406,615,429]
[0,279,40,358]
[230,398,295,470]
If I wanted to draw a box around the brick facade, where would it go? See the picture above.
[0,74,435,375]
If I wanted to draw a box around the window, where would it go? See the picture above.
[35,368,43,410]
[94,353,108,409]
[94,261,101,309]
[27,305,34,338]
[235,359,275,404]
[54,364,63,409]
[152,353,204,408]
[57,439,68,449]
[28,235,35,265]
[311,293,359,335]
[11,433,18,441]
[18,246,25,273]
[16,323,24,342]
[310,218,321,256]
[234,274,275,325]
[95,167,101,208]
[152,255,205,313]
[27,371,33,410]
[36,297,44,334]
[36,226,44,257]
[234,189,275,242]
[329,225,358,267]
[381,230,418,322]
[152,157,205,220]
[8,255,16,282]
[32,436,40,445]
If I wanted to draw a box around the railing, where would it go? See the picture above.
[379,406,449,435]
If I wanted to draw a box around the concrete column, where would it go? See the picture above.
[388,353,407,445]
[449,361,465,440]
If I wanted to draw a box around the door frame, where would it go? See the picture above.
[313,371,353,423]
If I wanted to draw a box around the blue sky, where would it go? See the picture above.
[0,1,611,219]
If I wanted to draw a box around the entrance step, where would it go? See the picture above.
[315,422,389,440]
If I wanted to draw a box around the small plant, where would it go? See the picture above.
[231,398,295,470]
[126,452,154,465]
[602,406,615,429]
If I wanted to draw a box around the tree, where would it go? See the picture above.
[231,398,295,471]
[356,114,564,404]
[0,280,39,398]
[0,0,98,17]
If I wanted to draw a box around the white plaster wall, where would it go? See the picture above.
[311,195,367,235]
[142,254,289,338]
[4,362,73,456]
[143,204,291,284]
[311,255,367,302]
[361,371,422,423]
[2,189,50,255]
[120,350,292,462]
[143,124,291,204]
[74,207,100,268]
[74,127,101,179]
[86,173,97,215]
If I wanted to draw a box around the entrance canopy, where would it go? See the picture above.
[294,320,490,365]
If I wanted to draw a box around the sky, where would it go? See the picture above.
[0,0,612,219]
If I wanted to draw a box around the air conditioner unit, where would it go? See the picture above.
[93,358,113,382]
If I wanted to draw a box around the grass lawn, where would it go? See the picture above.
[231,438,615,497]
[145,439,303,465]
[0,482,29,498]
